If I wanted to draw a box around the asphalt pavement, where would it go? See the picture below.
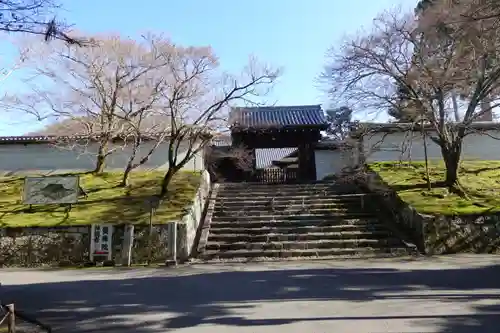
[0,255,499,333]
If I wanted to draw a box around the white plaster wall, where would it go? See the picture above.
[362,130,500,162]
[314,150,352,180]
[0,141,204,173]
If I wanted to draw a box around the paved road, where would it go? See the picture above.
[0,255,499,333]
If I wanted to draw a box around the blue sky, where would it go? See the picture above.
[0,0,415,135]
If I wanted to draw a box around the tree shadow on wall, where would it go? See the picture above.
[2,260,500,332]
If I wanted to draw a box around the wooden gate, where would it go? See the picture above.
[253,168,299,184]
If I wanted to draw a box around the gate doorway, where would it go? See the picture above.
[208,105,329,184]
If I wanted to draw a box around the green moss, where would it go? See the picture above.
[0,171,201,227]
[370,161,500,215]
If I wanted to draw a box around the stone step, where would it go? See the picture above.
[209,218,382,229]
[217,191,370,198]
[220,182,356,190]
[218,193,366,199]
[208,224,388,235]
[211,212,376,222]
[213,208,367,215]
[201,247,410,260]
[222,181,333,186]
[214,197,367,207]
[205,238,403,251]
[213,208,366,217]
[208,231,392,243]
[214,197,365,203]
[218,191,361,197]
[214,205,364,215]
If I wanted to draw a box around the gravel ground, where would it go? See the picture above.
[0,254,499,333]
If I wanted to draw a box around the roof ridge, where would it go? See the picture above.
[234,104,322,111]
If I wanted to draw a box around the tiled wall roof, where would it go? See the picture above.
[0,135,89,144]
[0,135,170,144]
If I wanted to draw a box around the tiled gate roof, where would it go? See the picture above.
[229,105,328,129]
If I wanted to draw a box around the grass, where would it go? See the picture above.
[0,171,201,227]
[370,161,500,215]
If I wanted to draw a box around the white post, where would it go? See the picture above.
[89,224,96,262]
[122,225,134,266]
[106,225,113,261]
[166,222,177,266]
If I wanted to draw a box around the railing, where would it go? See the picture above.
[0,303,52,333]
[0,304,15,333]
[253,168,299,184]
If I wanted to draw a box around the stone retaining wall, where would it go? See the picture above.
[0,226,90,267]
[358,168,500,254]
[424,214,500,254]
[0,224,172,267]
[111,224,171,265]
[0,171,212,267]
[355,169,425,251]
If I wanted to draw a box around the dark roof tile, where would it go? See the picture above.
[229,105,328,129]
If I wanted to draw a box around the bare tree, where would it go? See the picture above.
[325,106,355,141]
[205,141,254,182]
[0,45,32,131]
[416,0,497,121]
[107,40,279,190]
[117,82,170,186]
[154,48,280,196]
[321,7,500,189]
[0,42,29,82]
[0,0,85,44]
[8,33,279,195]
[108,39,279,190]
[4,34,170,174]
[447,0,500,24]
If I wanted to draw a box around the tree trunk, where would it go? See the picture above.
[421,119,431,190]
[451,92,460,122]
[441,145,461,187]
[160,168,175,197]
[94,153,106,174]
[94,142,108,175]
[120,141,138,187]
[120,165,132,187]
[120,137,160,187]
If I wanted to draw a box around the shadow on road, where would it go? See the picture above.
[1,261,500,332]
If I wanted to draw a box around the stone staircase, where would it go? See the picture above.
[198,182,412,261]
